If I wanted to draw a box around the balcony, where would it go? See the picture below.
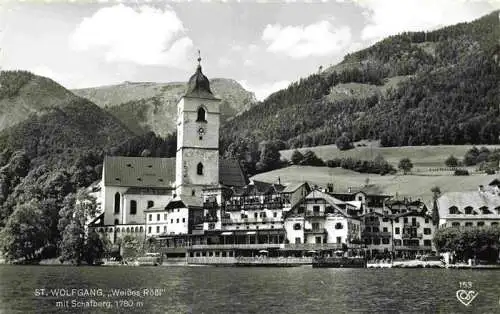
[283,243,343,250]
[402,233,423,239]
[203,216,218,223]
[305,211,325,217]
[362,231,392,238]
[304,228,327,234]
[221,218,283,224]
[189,243,282,250]
[403,222,420,228]
[364,220,380,226]
[203,201,218,210]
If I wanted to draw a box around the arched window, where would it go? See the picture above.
[114,192,120,214]
[197,107,206,122]
[335,223,344,230]
[197,163,204,175]
[114,219,119,225]
[130,200,137,215]
[147,200,154,209]
[293,223,302,230]
[449,206,459,214]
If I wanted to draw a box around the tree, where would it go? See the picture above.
[0,200,48,261]
[256,141,282,173]
[445,155,458,167]
[58,190,102,265]
[431,186,441,225]
[398,158,413,174]
[291,150,304,165]
[335,134,354,151]
[301,150,325,166]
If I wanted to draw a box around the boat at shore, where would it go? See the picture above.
[312,256,366,268]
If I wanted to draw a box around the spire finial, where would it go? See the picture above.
[197,49,201,66]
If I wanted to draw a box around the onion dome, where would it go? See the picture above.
[185,53,218,100]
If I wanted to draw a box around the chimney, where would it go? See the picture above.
[277,177,281,185]
[348,187,352,193]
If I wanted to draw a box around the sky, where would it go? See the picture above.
[0,0,499,100]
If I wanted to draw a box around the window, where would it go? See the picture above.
[254,212,258,219]
[171,219,173,223]
[424,240,432,246]
[313,205,320,213]
[312,223,320,230]
[192,190,195,196]
[148,201,154,209]
[176,219,179,223]
[295,237,301,244]
[148,214,152,222]
[148,227,151,234]
[156,214,160,221]
[315,237,322,244]
[336,236,342,244]
[358,196,363,201]
[465,206,473,215]
[164,214,167,220]
[273,212,277,218]
[365,227,371,232]
[373,238,380,245]
[156,226,160,233]
[424,228,431,235]
[411,218,416,226]
[382,238,390,244]
[492,222,498,226]
[197,107,206,122]
[335,223,343,230]
[404,218,408,224]
[197,163,204,175]
[182,218,186,223]
[114,193,120,214]
[383,227,388,232]
[465,222,473,227]
[382,217,389,222]
[372,227,379,233]
[129,200,137,215]
[293,223,302,230]
[395,218,399,223]
[449,206,459,214]
[452,222,460,227]
[114,219,119,225]
[425,218,429,224]
[394,239,401,246]
[477,221,485,227]
[395,227,400,234]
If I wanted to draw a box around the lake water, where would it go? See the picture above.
[0,265,499,313]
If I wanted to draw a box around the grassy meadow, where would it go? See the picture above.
[252,165,498,204]
[280,144,500,169]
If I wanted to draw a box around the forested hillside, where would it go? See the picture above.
[221,11,500,152]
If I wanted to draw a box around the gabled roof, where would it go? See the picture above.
[104,156,247,188]
[165,200,187,210]
[437,191,500,217]
[282,182,309,193]
[304,189,356,217]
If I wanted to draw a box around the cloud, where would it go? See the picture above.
[70,5,193,68]
[261,20,352,59]
[358,0,500,42]
[238,80,291,101]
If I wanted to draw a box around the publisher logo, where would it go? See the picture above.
[456,290,478,306]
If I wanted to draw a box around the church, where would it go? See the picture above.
[89,57,368,262]
[90,56,248,243]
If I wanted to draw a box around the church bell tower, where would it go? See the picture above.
[175,53,220,197]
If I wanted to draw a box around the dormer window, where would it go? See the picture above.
[197,163,204,175]
[197,107,207,122]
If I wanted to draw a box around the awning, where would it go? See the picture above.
[246,231,256,235]
[221,232,233,235]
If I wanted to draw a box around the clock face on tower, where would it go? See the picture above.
[198,127,205,135]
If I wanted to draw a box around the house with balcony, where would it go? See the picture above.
[437,187,500,229]
[387,200,436,258]
[330,185,392,215]
[283,189,363,256]
[359,211,393,258]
